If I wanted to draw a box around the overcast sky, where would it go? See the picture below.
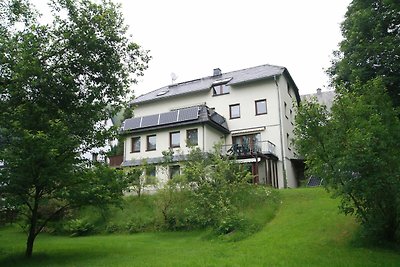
[32,0,352,96]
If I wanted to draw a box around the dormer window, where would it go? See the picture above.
[212,77,232,96]
[157,89,169,96]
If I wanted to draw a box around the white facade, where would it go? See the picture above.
[122,64,302,188]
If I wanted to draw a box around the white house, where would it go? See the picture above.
[121,64,302,188]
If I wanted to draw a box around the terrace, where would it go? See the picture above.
[221,140,277,159]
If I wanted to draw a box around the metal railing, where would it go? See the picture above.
[221,141,276,157]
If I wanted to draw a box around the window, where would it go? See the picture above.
[231,133,261,155]
[212,77,232,96]
[287,133,291,150]
[92,153,98,162]
[212,84,230,95]
[146,165,156,177]
[229,104,240,119]
[170,131,180,148]
[284,102,288,118]
[131,137,140,153]
[255,99,267,115]
[186,128,198,146]
[287,82,292,97]
[169,165,180,179]
[290,109,293,124]
[146,135,156,151]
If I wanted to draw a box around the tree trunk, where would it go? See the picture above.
[25,227,36,258]
[25,191,39,258]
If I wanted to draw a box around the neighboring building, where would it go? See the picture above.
[121,64,302,188]
[301,88,336,110]
[81,117,118,164]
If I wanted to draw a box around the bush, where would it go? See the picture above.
[155,183,191,231]
[65,219,95,237]
[105,223,120,233]
[154,146,278,239]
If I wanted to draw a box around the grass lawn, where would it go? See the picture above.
[1,188,399,266]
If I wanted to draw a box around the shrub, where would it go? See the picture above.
[65,219,95,237]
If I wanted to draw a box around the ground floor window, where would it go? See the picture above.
[146,165,156,177]
[169,165,180,179]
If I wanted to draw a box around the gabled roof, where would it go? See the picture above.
[301,89,336,110]
[132,64,300,105]
[121,105,229,135]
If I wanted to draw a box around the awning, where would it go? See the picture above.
[231,126,266,136]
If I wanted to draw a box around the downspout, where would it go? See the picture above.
[274,75,287,188]
[123,136,127,163]
[202,123,205,152]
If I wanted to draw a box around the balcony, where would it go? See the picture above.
[108,155,123,167]
[221,141,276,158]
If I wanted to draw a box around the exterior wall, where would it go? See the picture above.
[128,73,300,188]
[276,75,299,188]
[124,123,223,163]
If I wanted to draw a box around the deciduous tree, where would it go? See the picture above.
[328,0,400,106]
[294,79,400,242]
[0,0,149,257]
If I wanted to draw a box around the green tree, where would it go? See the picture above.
[0,0,149,257]
[294,79,400,242]
[328,0,400,106]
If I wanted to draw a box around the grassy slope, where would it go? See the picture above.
[1,188,399,266]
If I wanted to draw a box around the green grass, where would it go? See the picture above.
[1,188,399,266]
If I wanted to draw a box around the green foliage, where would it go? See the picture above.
[124,160,158,197]
[155,146,262,237]
[294,78,400,243]
[0,0,149,257]
[328,0,400,106]
[65,219,95,237]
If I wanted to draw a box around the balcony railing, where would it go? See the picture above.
[221,141,276,157]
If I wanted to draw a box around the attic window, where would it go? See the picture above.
[212,77,232,96]
[157,90,169,96]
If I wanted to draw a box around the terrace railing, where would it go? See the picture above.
[221,141,276,157]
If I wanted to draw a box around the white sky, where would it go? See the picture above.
[32,0,352,96]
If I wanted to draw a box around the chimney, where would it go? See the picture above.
[317,88,322,95]
[213,68,221,76]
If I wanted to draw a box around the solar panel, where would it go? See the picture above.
[178,106,199,122]
[159,110,178,125]
[123,106,200,132]
[141,114,159,128]
[307,176,322,187]
[124,117,141,130]
[210,112,225,124]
